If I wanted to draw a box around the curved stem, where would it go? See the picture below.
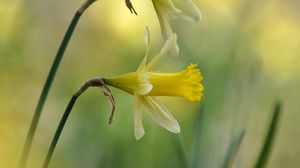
[19,1,97,167]
[42,95,78,168]
[42,77,115,168]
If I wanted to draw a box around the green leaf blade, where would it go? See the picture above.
[255,101,282,168]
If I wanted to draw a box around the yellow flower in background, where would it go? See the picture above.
[151,0,201,57]
[104,28,204,140]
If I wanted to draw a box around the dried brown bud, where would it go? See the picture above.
[99,83,116,125]
[75,77,116,124]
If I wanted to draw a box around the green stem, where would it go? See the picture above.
[42,95,78,168]
[42,77,111,168]
[18,1,97,167]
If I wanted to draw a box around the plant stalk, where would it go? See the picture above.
[42,77,114,168]
[19,1,97,167]
[42,95,78,168]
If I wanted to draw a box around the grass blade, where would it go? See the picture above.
[191,105,205,168]
[18,1,97,167]
[172,134,189,168]
[255,102,281,168]
[222,130,245,168]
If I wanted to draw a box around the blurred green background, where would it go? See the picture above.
[1,0,300,167]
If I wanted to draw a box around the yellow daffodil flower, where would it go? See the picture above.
[151,0,201,57]
[104,28,204,140]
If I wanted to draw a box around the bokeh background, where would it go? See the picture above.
[1,0,300,167]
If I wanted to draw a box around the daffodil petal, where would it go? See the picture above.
[153,3,179,57]
[144,26,151,49]
[142,97,180,133]
[134,95,145,140]
[170,41,179,58]
[135,73,153,95]
[153,2,170,40]
[159,33,177,56]
[137,55,148,72]
[172,0,201,22]
[138,27,151,72]
[146,33,177,70]
[161,0,182,14]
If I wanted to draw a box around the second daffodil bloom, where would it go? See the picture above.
[104,29,204,140]
[151,0,201,57]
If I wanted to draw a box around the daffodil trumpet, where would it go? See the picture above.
[42,29,204,168]
[104,28,204,140]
